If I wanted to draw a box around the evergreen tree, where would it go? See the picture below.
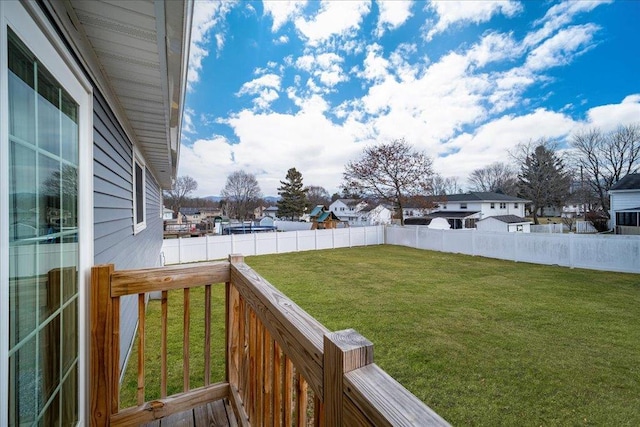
[518,144,571,224]
[277,168,308,220]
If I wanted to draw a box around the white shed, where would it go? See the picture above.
[476,215,531,233]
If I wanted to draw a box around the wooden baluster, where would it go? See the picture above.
[256,321,264,426]
[284,356,293,427]
[137,293,145,405]
[249,308,257,423]
[297,373,308,426]
[314,396,323,427]
[273,341,283,427]
[263,329,274,427]
[239,295,247,400]
[183,288,190,392]
[205,284,212,386]
[160,290,168,398]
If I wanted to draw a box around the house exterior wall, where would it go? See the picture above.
[477,218,530,233]
[438,201,526,218]
[93,91,164,371]
[610,190,640,212]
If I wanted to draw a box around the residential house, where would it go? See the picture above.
[426,192,530,229]
[367,204,394,225]
[263,205,279,219]
[609,173,640,235]
[476,215,532,233]
[1,1,192,424]
[329,199,369,226]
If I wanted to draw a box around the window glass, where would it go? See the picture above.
[7,29,79,425]
[135,161,144,225]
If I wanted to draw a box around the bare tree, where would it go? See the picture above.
[306,185,331,207]
[517,142,572,224]
[571,124,640,216]
[163,175,198,216]
[221,170,262,220]
[468,162,518,195]
[342,138,435,225]
[431,175,463,196]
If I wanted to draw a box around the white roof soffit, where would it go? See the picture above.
[68,0,193,188]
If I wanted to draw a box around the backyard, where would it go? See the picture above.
[122,245,640,426]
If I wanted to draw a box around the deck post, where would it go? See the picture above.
[90,264,115,426]
[227,254,245,386]
[323,329,374,426]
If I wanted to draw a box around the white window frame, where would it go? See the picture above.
[133,146,147,233]
[0,1,93,424]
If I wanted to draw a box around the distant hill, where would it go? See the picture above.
[203,195,281,204]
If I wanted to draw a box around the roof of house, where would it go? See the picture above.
[426,211,480,219]
[309,205,326,217]
[480,215,530,224]
[335,199,365,208]
[264,206,279,211]
[430,192,530,203]
[610,173,640,191]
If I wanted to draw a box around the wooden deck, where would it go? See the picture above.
[140,398,237,427]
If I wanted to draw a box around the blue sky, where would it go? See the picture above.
[180,0,640,197]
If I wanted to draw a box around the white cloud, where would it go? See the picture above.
[262,0,308,32]
[525,24,600,71]
[436,109,577,180]
[375,0,414,37]
[294,0,371,46]
[425,0,522,41]
[584,94,640,132]
[237,74,282,109]
[188,1,237,89]
[296,52,347,88]
[276,35,289,44]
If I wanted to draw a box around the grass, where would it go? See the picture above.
[122,245,640,426]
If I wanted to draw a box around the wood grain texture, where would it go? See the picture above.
[111,261,230,296]
[205,284,212,386]
[90,264,115,426]
[183,288,191,392]
[344,364,451,427]
[283,357,293,427]
[161,290,168,398]
[110,383,229,426]
[137,293,146,405]
[230,262,329,398]
[296,373,308,427]
[323,329,373,426]
[228,384,250,427]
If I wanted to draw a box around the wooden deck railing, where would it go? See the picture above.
[91,255,449,426]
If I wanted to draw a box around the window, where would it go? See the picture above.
[490,203,495,209]
[500,203,506,209]
[133,154,146,233]
[2,5,92,424]
[441,204,447,209]
[514,203,519,208]
[460,203,467,209]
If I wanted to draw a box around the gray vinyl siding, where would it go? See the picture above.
[93,91,164,371]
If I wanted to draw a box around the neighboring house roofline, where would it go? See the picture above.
[609,173,640,192]
[479,215,530,224]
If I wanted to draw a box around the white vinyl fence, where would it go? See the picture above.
[162,225,385,264]
[386,226,640,274]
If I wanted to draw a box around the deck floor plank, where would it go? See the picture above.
[126,398,238,426]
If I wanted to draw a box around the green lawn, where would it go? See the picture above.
[122,245,640,426]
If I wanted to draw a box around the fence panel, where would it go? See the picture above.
[386,227,640,274]
[333,228,351,248]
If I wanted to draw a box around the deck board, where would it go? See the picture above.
[140,398,237,427]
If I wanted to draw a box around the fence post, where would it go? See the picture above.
[178,237,182,264]
[254,232,258,256]
[569,232,574,269]
[332,228,335,249]
[415,226,419,248]
[276,230,279,254]
[205,234,209,261]
[349,227,352,247]
[323,329,374,426]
